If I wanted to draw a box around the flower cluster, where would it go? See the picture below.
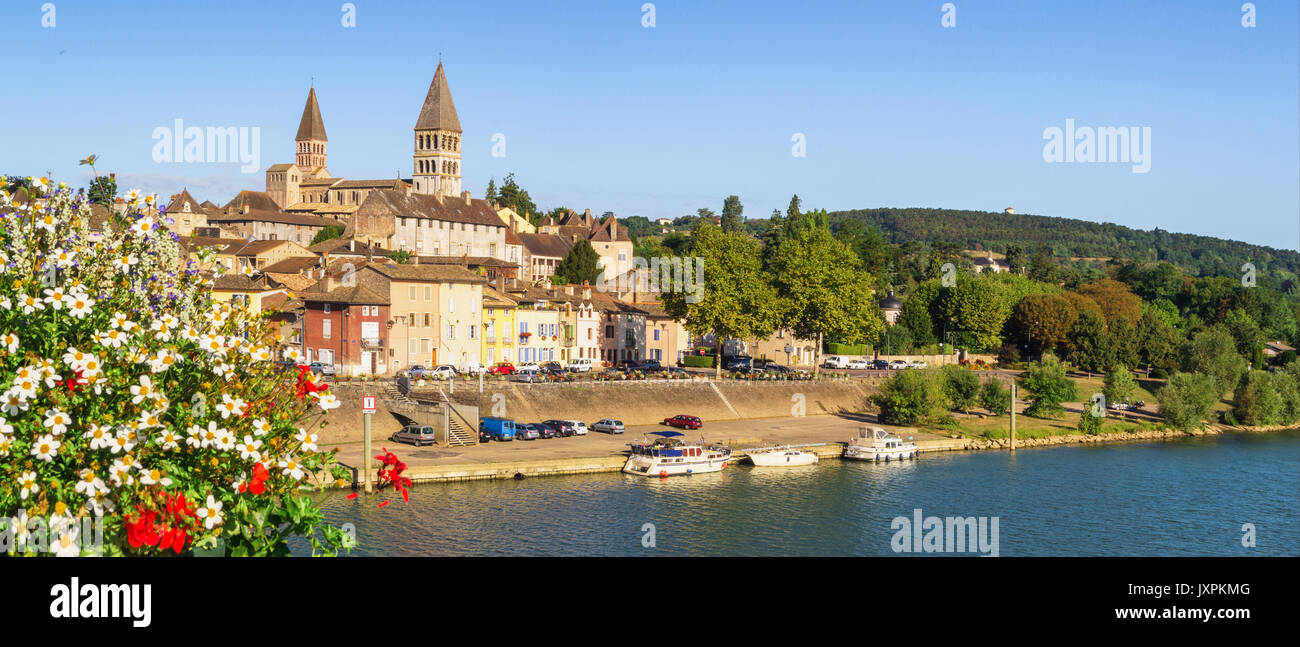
[374,448,411,503]
[0,177,351,556]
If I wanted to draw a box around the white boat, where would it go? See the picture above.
[747,446,819,467]
[843,427,918,461]
[623,431,732,477]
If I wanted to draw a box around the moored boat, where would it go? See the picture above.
[747,446,818,467]
[843,427,917,461]
[624,431,731,477]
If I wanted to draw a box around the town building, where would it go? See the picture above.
[352,262,487,373]
[298,279,391,376]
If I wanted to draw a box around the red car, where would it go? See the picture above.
[489,362,516,375]
[663,415,702,430]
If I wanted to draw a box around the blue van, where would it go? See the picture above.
[479,417,516,441]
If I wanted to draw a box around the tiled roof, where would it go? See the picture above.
[414,62,462,132]
[299,284,389,306]
[363,262,486,284]
[267,163,294,172]
[295,87,327,141]
[221,191,281,214]
[516,233,572,258]
[356,189,504,228]
[261,256,323,274]
[413,255,518,268]
[209,209,337,228]
[309,238,388,256]
[332,179,408,190]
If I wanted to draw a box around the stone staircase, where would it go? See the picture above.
[379,381,477,447]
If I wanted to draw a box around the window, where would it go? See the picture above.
[408,338,417,354]
[653,329,660,341]
[446,323,455,339]
[489,243,497,257]
[420,338,429,353]
[409,286,417,301]
[424,286,432,302]
[469,326,477,340]
[423,313,431,327]
[433,241,440,255]
[605,325,614,338]
[416,240,424,253]
[322,319,332,339]
[448,296,455,313]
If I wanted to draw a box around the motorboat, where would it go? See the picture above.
[746,446,818,467]
[843,427,917,461]
[623,431,731,477]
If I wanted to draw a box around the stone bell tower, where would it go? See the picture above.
[295,86,328,174]
[412,62,462,197]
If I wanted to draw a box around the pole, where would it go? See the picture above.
[362,411,373,493]
[1003,381,1013,452]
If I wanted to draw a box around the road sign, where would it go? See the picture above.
[362,395,376,414]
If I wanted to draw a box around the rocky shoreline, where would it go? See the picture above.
[950,423,1297,451]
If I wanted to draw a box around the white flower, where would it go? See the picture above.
[42,287,70,310]
[129,375,159,404]
[52,526,81,557]
[200,334,227,356]
[67,294,94,318]
[43,408,71,435]
[213,429,236,451]
[109,430,136,454]
[251,418,272,436]
[316,393,341,411]
[138,466,172,487]
[31,434,61,462]
[0,419,12,457]
[295,428,318,453]
[75,469,107,497]
[51,247,76,268]
[197,495,224,530]
[84,423,113,450]
[237,435,263,461]
[130,217,159,237]
[108,459,135,487]
[157,428,181,450]
[18,471,39,499]
[147,348,178,373]
[17,293,44,314]
[279,456,306,481]
[282,347,303,362]
[218,393,246,419]
[78,354,103,378]
[1,333,18,353]
[136,409,164,429]
[97,328,128,349]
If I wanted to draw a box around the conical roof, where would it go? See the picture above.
[296,87,327,141]
[415,62,462,132]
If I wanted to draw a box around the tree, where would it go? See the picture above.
[786,194,801,220]
[720,195,743,233]
[87,174,117,206]
[768,220,885,375]
[1014,292,1078,356]
[1107,316,1139,370]
[386,249,412,264]
[1004,244,1027,275]
[1067,309,1109,375]
[496,173,536,218]
[555,239,602,286]
[1181,326,1246,397]
[898,287,938,347]
[871,369,950,425]
[979,379,1012,415]
[1021,354,1078,418]
[941,364,981,413]
[1136,306,1180,372]
[310,224,346,246]
[1232,370,1284,426]
[1103,365,1138,405]
[484,177,498,203]
[1076,279,1142,325]
[1157,372,1219,431]
[936,274,1015,352]
[1077,407,1103,435]
[660,222,780,378]
[1222,308,1265,358]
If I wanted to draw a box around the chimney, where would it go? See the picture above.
[583,209,591,218]
[565,285,574,296]
[462,191,471,205]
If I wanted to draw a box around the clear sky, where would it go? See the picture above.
[3,0,1297,250]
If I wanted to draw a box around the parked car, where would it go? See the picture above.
[542,420,576,437]
[566,420,589,435]
[533,422,559,439]
[513,368,542,383]
[908,360,928,369]
[887,360,909,370]
[641,359,664,371]
[308,362,335,377]
[663,415,702,430]
[391,424,436,447]
[663,366,690,377]
[516,362,541,372]
[478,428,493,443]
[725,356,753,371]
[846,359,871,370]
[566,358,594,373]
[488,362,516,375]
[822,356,849,369]
[428,365,458,379]
[592,419,625,434]
[479,417,516,441]
[540,362,566,376]
[515,423,542,440]
[762,363,795,374]
[871,359,889,370]
[406,365,429,378]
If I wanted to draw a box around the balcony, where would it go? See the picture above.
[518,335,531,346]
[562,336,576,347]
[485,335,496,344]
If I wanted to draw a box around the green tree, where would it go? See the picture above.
[1076,278,1142,325]
[1103,365,1138,405]
[936,274,1015,352]
[768,221,884,374]
[496,173,536,218]
[871,369,950,425]
[87,174,117,206]
[310,224,346,245]
[386,249,411,264]
[720,195,743,233]
[1223,308,1265,358]
[484,177,498,203]
[1077,408,1103,435]
[1157,372,1219,431]
[1181,326,1246,397]
[1232,370,1284,426]
[555,239,602,286]
[1107,316,1139,370]
[1136,307,1181,372]
[897,287,938,347]
[660,222,780,378]
[1067,309,1109,375]
[940,364,981,413]
[1021,354,1078,418]
[978,379,1012,415]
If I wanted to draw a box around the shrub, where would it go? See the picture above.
[0,182,353,556]
[1077,408,1103,435]
[682,355,713,368]
[1232,370,1285,426]
[826,342,870,356]
[1021,354,1078,418]
[871,369,950,425]
[1157,372,1219,431]
[978,379,1011,415]
[1103,364,1138,405]
[940,364,980,413]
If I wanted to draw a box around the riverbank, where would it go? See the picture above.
[329,413,1295,486]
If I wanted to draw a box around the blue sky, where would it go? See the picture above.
[3,0,1297,250]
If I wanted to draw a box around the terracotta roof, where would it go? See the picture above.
[222,191,281,213]
[413,255,517,268]
[260,292,291,311]
[299,284,388,306]
[415,62,462,132]
[296,87,327,142]
[356,190,504,228]
[209,209,337,228]
[299,177,341,187]
[483,286,517,308]
[165,189,204,217]
[261,256,323,274]
[331,179,408,190]
[212,274,269,291]
[234,240,303,257]
[516,233,572,258]
[267,163,294,172]
[180,236,247,255]
[363,262,486,284]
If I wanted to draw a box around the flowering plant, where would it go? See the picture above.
[0,177,353,556]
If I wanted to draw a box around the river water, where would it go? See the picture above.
[295,430,1299,556]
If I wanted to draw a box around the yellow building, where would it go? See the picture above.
[481,287,517,366]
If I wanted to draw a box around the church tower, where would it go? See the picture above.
[295,86,328,174]
[412,62,462,197]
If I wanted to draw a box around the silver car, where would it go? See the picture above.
[391,424,436,447]
[566,420,589,435]
[592,419,625,434]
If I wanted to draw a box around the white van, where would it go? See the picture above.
[822,356,849,369]
[566,358,594,373]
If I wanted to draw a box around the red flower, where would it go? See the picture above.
[248,462,270,495]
